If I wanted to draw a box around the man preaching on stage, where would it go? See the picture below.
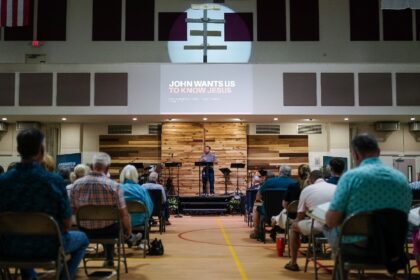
[200,145,218,196]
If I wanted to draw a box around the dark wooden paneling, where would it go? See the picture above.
[248,135,309,176]
[57,73,90,106]
[92,0,122,41]
[383,9,413,41]
[158,12,187,41]
[283,73,317,106]
[94,73,127,106]
[100,135,161,179]
[224,13,253,41]
[4,0,34,41]
[19,73,52,106]
[257,0,286,41]
[321,73,355,106]
[125,0,154,41]
[290,0,319,41]
[37,0,67,41]
[359,73,392,106]
[0,73,15,106]
[396,73,420,106]
[349,0,379,41]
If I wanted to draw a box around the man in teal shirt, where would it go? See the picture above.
[325,134,412,249]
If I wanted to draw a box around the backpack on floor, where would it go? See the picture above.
[148,238,164,256]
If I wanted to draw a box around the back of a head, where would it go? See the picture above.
[59,167,71,180]
[309,170,323,184]
[17,128,45,160]
[298,164,311,180]
[41,153,55,172]
[351,134,380,157]
[92,152,111,171]
[120,164,139,184]
[149,171,159,183]
[329,158,345,175]
[279,165,292,177]
[70,164,91,183]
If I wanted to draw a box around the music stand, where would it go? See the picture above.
[231,163,245,195]
[164,162,182,217]
[195,162,213,196]
[219,168,231,195]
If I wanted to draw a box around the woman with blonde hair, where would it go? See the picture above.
[67,164,91,198]
[297,164,311,189]
[119,165,154,245]
[41,153,55,172]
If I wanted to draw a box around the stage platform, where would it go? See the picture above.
[178,195,234,215]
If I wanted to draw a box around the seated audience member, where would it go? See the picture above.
[41,153,55,172]
[327,157,345,185]
[142,171,170,225]
[410,173,420,200]
[285,170,337,271]
[119,165,154,230]
[71,152,137,268]
[249,175,262,190]
[66,164,91,199]
[271,174,302,230]
[325,134,412,255]
[0,128,88,280]
[59,167,71,185]
[297,164,311,189]
[0,165,3,175]
[250,165,299,239]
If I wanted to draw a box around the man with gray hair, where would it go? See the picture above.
[250,165,299,239]
[141,171,170,225]
[71,152,134,268]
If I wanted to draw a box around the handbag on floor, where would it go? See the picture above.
[148,238,164,256]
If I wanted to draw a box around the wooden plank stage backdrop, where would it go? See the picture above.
[247,135,309,177]
[161,122,247,196]
[99,125,309,195]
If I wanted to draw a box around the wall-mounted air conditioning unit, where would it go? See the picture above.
[0,122,7,132]
[16,122,41,131]
[298,124,322,135]
[108,125,132,135]
[410,122,420,132]
[375,121,400,132]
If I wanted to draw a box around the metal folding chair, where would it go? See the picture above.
[0,212,70,280]
[304,219,330,280]
[76,205,127,280]
[127,201,150,258]
[259,189,286,243]
[332,211,409,280]
[147,189,166,234]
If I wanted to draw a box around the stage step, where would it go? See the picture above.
[179,195,232,215]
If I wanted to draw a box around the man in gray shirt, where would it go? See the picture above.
[200,145,217,196]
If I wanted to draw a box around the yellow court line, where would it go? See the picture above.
[217,218,249,280]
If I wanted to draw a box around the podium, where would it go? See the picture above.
[219,168,231,195]
[231,163,246,195]
[195,162,213,196]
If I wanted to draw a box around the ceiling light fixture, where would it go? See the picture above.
[273,117,278,121]
[61,118,67,121]
[203,117,208,121]
[1,118,7,121]
[344,118,349,121]
[411,117,416,121]
[132,117,138,121]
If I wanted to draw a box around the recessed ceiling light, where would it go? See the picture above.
[233,118,241,122]
[411,117,416,121]
[344,118,349,121]
[303,118,314,122]
[203,117,208,121]
[1,118,7,121]
[132,117,138,121]
[273,117,278,121]
[61,117,67,121]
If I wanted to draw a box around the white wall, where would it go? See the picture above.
[0,0,419,64]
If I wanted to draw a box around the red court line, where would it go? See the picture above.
[177,226,274,248]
